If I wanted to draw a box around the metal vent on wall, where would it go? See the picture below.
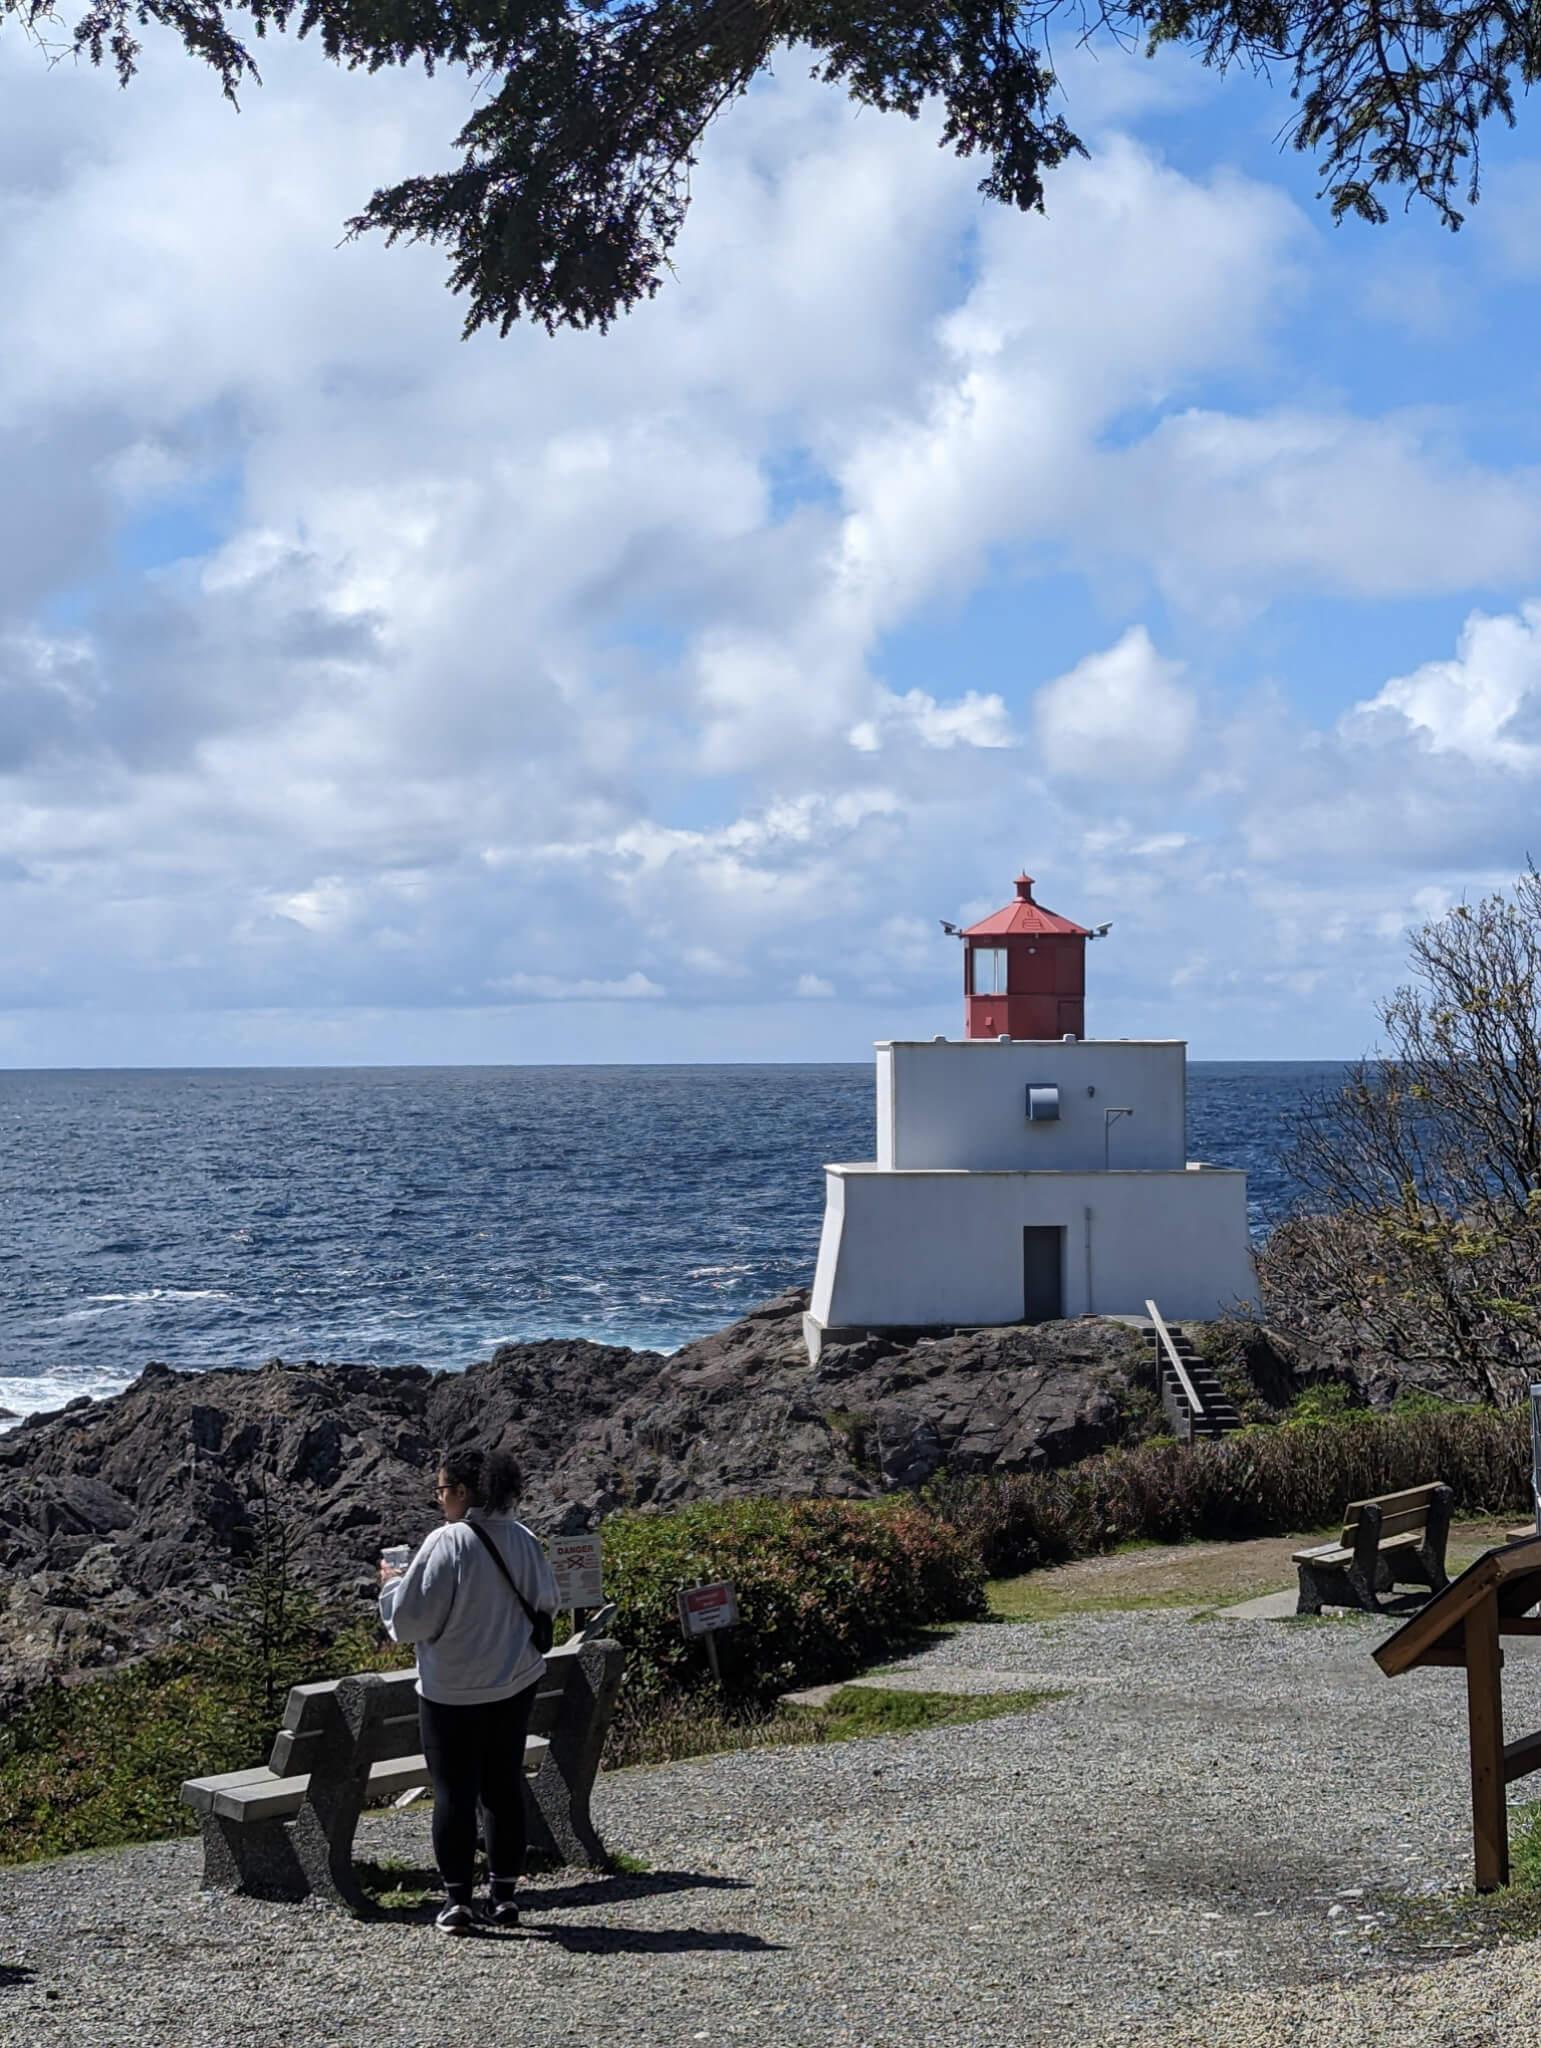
[1027,1085,1060,1122]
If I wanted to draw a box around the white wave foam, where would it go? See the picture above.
[80,1288,234,1307]
[0,1370,136,1431]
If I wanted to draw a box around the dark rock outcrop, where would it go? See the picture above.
[0,1294,1298,1704]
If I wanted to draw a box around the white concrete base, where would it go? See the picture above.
[809,1163,1259,1336]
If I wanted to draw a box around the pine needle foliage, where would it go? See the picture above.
[6,0,1538,333]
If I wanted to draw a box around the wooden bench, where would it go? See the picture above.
[180,1633,625,1910]
[1293,1483,1454,1615]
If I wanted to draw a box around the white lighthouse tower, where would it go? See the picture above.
[804,870,1260,1361]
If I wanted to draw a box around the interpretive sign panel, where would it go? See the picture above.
[678,1582,739,1637]
[548,1534,604,1611]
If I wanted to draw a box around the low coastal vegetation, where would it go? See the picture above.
[930,1389,1530,1579]
[0,1579,406,1864]
[2,1390,1530,1869]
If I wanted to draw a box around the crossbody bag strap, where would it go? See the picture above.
[468,1518,541,1634]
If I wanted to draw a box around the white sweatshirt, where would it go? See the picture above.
[378,1512,560,1706]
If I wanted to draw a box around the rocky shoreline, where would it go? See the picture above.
[0,1291,1340,1706]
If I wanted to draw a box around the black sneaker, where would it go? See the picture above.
[486,1892,520,1929]
[435,1901,475,1935]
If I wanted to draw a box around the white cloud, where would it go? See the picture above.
[795,973,834,998]
[1033,628,1196,781]
[1097,411,1541,615]
[1347,603,1541,767]
[496,971,665,1001]
[848,688,1014,753]
[264,877,359,933]
[821,139,1303,655]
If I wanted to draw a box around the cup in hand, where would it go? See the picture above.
[380,1544,410,1573]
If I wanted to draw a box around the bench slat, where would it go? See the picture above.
[1343,1484,1444,1526]
[1294,1529,1429,1569]
[273,1662,574,1767]
[180,1766,281,1815]
[1373,1506,1442,1541]
[269,1708,424,1776]
[279,1652,576,1725]
[279,1669,420,1733]
[198,1736,553,1823]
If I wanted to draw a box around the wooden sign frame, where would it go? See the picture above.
[1375,1532,1541,1890]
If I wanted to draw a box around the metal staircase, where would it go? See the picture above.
[1145,1301,1241,1443]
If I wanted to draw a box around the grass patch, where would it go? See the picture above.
[800,1684,1054,1739]
[982,1530,1337,1622]
[604,1691,820,1770]
[1509,1799,1541,1891]
[987,1576,1221,1622]
[356,1856,439,1911]
[605,1679,1052,1770]
[1357,1801,1541,1964]
[1370,1882,1541,1962]
[982,1519,1515,1624]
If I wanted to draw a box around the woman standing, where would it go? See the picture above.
[379,1446,559,1933]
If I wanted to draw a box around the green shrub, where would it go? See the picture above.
[1284,1382,1363,1426]
[1107,1373,1169,1445]
[1390,1388,1476,1419]
[600,1494,984,1715]
[927,1402,1530,1576]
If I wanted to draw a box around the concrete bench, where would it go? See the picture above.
[1293,1482,1454,1616]
[180,1633,625,1910]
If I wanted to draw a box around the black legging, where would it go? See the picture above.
[418,1685,537,1898]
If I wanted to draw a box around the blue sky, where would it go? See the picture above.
[5,27,1541,1065]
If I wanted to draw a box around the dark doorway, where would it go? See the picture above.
[1022,1227,1064,1322]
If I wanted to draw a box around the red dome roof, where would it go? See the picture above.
[962,872,1089,940]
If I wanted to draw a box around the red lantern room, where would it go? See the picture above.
[962,873,1090,1041]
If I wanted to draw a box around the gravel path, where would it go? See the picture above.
[5,1609,1541,2047]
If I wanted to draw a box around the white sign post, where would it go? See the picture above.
[548,1534,604,1614]
[678,1581,738,1686]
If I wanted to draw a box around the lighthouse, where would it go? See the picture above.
[963,873,1087,1042]
[804,869,1260,1360]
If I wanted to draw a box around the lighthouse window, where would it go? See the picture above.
[971,947,1008,996]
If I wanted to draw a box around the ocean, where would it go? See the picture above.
[0,1061,1341,1426]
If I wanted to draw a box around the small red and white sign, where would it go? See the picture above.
[548,1534,604,1611]
[678,1581,739,1637]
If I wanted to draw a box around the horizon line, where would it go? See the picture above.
[0,1053,1365,1075]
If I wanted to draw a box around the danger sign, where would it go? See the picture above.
[677,1581,739,1637]
[548,1534,604,1611]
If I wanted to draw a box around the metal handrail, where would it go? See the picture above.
[1146,1299,1206,1427]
